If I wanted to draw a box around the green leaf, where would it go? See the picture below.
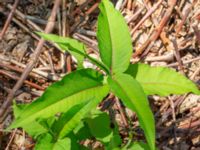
[73,122,92,141]
[52,104,85,137]
[34,133,53,150]
[13,102,48,138]
[85,110,113,143]
[126,142,150,150]
[59,42,110,74]
[36,32,85,68]
[34,133,71,150]
[8,69,109,130]
[37,32,110,73]
[105,125,122,150]
[106,135,121,150]
[108,74,155,150]
[67,132,87,150]
[97,0,132,74]
[52,138,71,150]
[13,101,29,119]
[37,117,56,132]
[126,63,200,96]
[59,44,84,68]
[54,99,108,139]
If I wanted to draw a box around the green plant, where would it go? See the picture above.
[8,0,200,150]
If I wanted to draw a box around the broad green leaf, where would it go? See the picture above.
[13,101,29,119]
[58,102,94,138]
[37,117,56,132]
[125,142,150,150]
[106,134,121,150]
[36,32,85,52]
[37,32,109,73]
[105,124,122,150]
[67,132,88,150]
[108,74,155,150]
[8,69,109,130]
[126,63,200,96]
[54,95,110,139]
[36,32,85,68]
[58,44,110,74]
[58,42,110,74]
[34,133,53,150]
[20,120,48,139]
[52,104,86,136]
[53,138,71,150]
[85,110,113,143]
[13,102,48,138]
[34,133,71,150]
[59,44,83,68]
[97,0,132,74]
[73,121,92,141]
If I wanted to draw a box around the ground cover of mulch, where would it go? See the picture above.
[0,0,200,149]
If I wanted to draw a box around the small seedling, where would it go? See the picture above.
[8,0,200,150]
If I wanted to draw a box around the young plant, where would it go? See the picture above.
[8,0,200,149]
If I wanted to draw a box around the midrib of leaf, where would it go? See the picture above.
[9,85,105,128]
[107,19,114,74]
[100,3,115,74]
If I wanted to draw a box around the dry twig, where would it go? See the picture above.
[133,0,177,58]
[0,0,61,122]
[0,0,20,40]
